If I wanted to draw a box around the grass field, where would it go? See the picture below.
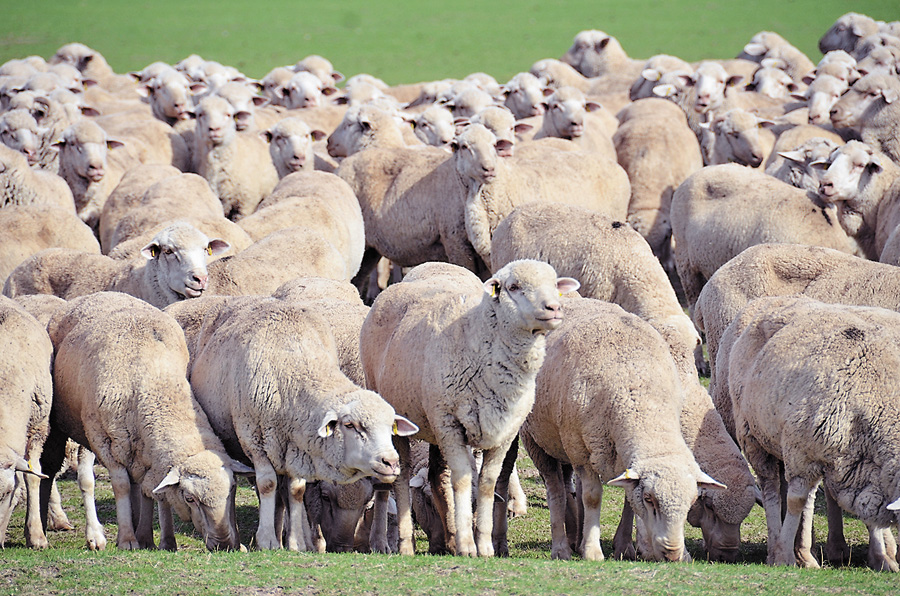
[1,1,898,85]
[3,2,900,594]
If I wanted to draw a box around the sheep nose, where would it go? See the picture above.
[192,273,208,289]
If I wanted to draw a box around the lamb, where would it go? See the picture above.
[0,296,53,549]
[612,97,702,272]
[828,74,900,164]
[816,140,900,260]
[187,293,418,550]
[530,86,617,160]
[41,291,251,551]
[669,163,861,310]
[698,108,776,168]
[264,117,328,177]
[0,143,75,212]
[725,295,900,571]
[360,260,579,557]
[238,171,365,278]
[193,94,279,220]
[490,203,701,371]
[3,222,231,308]
[520,295,724,562]
[0,205,99,284]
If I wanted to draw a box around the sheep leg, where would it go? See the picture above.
[46,479,74,531]
[794,485,819,568]
[824,487,850,564]
[773,477,819,568]
[741,438,784,565]
[108,464,140,550]
[392,435,415,555]
[134,490,156,549]
[368,487,392,554]
[866,524,900,572]
[428,444,456,555]
[473,445,506,557]
[157,501,177,551]
[285,476,308,552]
[23,458,49,549]
[253,460,281,549]
[491,436,518,557]
[613,500,637,560]
[442,440,477,557]
[507,463,527,518]
[76,449,106,551]
[522,432,571,559]
[577,467,605,562]
[562,463,579,551]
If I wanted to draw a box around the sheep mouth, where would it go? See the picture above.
[182,287,205,298]
[286,158,306,170]
[533,315,564,331]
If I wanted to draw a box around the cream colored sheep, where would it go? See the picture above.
[829,74,900,164]
[0,143,75,212]
[263,117,328,177]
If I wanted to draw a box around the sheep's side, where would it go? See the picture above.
[360,260,579,557]
[42,291,251,551]
[0,143,75,212]
[0,296,53,549]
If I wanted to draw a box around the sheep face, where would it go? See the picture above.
[452,124,502,184]
[690,62,741,114]
[196,95,238,147]
[317,478,375,552]
[265,118,321,177]
[802,75,848,125]
[316,393,418,484]
[153,451,249,551]
[0,110,43,166]
[817,141,881,203]
[484,260,580,334]
[413,106,455,147]
[543,87,595,139]
[830,74,897,128]
[561,30,614,78]
[55,121,120,183]
[471,107,518,157]
[856,46,900,77]
[819,13,878,55]
[327,105,386,157]
[140,223,230,299]
[686,497,741,562]
[139,69,193,122]
[707,109,773,168]
[770,137,839,191]
[283,72,326,109]
[503,73,547,119]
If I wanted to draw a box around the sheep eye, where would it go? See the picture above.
[344,422,355,430]
[164,248,174,255]
[184,495,196,504]
[508,283,520,292]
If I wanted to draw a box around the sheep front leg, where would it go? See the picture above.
[108,465,139,550]
[158,501,177,551]
[134,490,156,549]
[475,445,507,557]
[443,442,477,557]
[866,524,900,572]
[824,487,850,564]
[522,433,570,559]
[577,467,605,561]
[253,460,281,550]
[368,487,392,554]
[613,500,637,560]
[285,476,308,552]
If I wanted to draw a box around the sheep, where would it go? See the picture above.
[466,106,530,157]
[520,295,724,562]
[652,61,744,139]
[292,54,344,90]
[764,135,843,192]
[441,85,496,119]
[281,71,336,110]
[0,143,75,212]
[744,65,800,100]
[829,74,900,164]
[698,108,776,168]
[193,94,279,220]
[560,29,644,81]
[724,295,900,571]
[3,222,231,308]
[792,74,850,126]
[0,109,46,167]
[737,31,815,83]
[669,163,861,310]
[53,119,127,231]
[48,43,135,96]
[238,171,365,278]
[360,260,579,557]
[628,54,693,101]
[490,203,701,371]
[326,104,420,157]
[263,117,328,177]
[0,205,99,284]
[41,291,251,551]
[816,140,900,260]
[819,12,883,55]
[0,296,53,549]
[612,97,703,276]
[187,293,418,550]
[502,72,550,119]
[135,66,195,126]
[530,86,617,160]
[410,105,456,148]
[93,112,191,172]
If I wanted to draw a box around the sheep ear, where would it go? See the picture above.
[153,468,181,494]
[483,278,501,299]
[888,496,900,511]
[252,95,268,107]
[556,277,580,295]
[542,87,555,97]
[318,411,339,438]
[608,468,640,488]
[262,130,274,142]
[15,456,48,479]
[495,139,514,155]
[80,106,101,117]
[234,111,253,129]
[726,75,744,87]
[742,42,767,57]
[778,149,805,163]
[641,68,661,82]
[229,459,255,476]
[883,89,899,104]
[106,139,124,150]
[311,129,327,141]
[332,71,345,83]
[392,415,419,437]
[585,101,602,112]
[801,73,816,85]
[695,470,727,491]
[513,122,533,134]
[653,84,678,98]
[207,239,230,256]
[790,92,808,101]
[141,242,161,260]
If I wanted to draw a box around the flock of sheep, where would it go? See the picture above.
[1,9,900,572]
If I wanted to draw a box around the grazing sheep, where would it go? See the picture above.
[42,292,251,551]
[0,205,99,284]
[521,296,724,562]
[612,97,703,272]
[264,117,328,178]
[193,95,279,220]
[361,260,580,556]
[829,74,900,164]
[3,222,230,308]
[816,140,900,260]
[490,203,701,370]
[0,296,53,549]
[0,143,75,212]
[725,295,900,571]
[188,294,418,550]
[670,163,861,310]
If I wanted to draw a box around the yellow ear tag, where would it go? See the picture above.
[206,246,213,255]
[392,422,399,435]
[491,285,498,298]
[27,461,34,472]
[151,247,159,258]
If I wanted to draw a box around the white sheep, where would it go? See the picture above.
[0,109,46,167]
[764,134,843,192]
[856,45,900,77]
[292,54,344,90]
[561,30,644,79]
[725,295,900,571]
[44,291,252,551]
[188,294,418,550]
[193,94,279,220]
[135,66,195,126]
[0,296,52,549]
[3,222,231,308]
[0,143,75,212]
[360,260,580,557]
[264,117,328,177]
[531,86,617,160]
[697,108,776,168]
[521,295,724,562]
[670,163,861,310]
[326,104,419,157]
[819,12,883,55]
[502,72,550,119]
[410,105,456,148]
[829,74,900,164]
[795,74,850,125]
[628,54,694,101]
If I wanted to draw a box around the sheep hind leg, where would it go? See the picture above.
[76,450,106,551]
[427,444,456,554]
[577,467,605,562]
[108,464,140,550]
[490,436,518,557]
[774,477,819,568]
[866,523,900,572]
[392,435,415,555]
[285,477,308,552]
[134,490,156,549]
[824,487,850,565]
[522,433,571,560]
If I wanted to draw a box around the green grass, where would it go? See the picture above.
[1,456,896,596]
[1,1,898,85]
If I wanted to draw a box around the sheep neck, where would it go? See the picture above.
[458,162,509,265]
